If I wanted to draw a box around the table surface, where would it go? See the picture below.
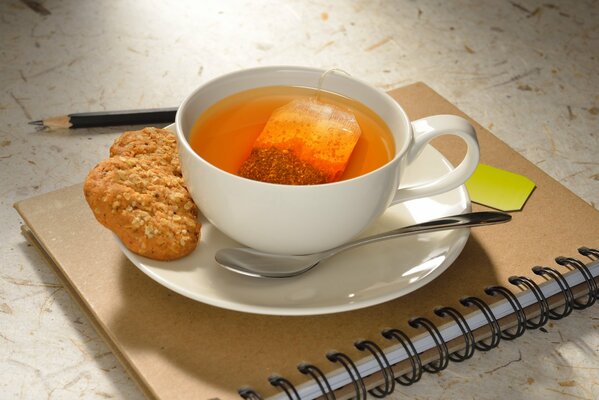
[1,0,598,399]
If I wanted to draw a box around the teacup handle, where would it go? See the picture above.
[391,115,479,204]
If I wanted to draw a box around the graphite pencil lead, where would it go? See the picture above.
[29,120,43,125]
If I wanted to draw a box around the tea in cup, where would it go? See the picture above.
[175,66,479,254]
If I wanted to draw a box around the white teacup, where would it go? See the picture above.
[175,66,479,255]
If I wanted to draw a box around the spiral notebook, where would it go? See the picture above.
[14,82,599,400]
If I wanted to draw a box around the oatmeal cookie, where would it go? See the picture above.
[109,127,181,175]
[84,128,200,261]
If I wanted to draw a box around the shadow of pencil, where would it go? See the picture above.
[29,124,160,137]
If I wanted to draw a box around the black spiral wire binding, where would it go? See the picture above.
[242,248,598,400]
[484,286,527,340]
[433,306,475,361]
[555,256,597,308]
[297,363,336,400]
[354,340,395,397]
[381,328,423,386]
[532,266,574,319]
[459,296,501,350]
[269,376,301,400]
[408,317,450,373]
[238,387,264,400]
[508,275,550,329]
[326,351,367,400]
[578,246,599,259]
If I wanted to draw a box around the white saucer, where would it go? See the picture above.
[116,144,470,316]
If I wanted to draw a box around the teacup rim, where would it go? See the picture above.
[175,65,412,188]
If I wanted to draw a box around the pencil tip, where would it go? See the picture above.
[29,120,43,126]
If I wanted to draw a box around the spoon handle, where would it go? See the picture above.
[320,211,511,260]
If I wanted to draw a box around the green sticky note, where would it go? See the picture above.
[465,164,535,211]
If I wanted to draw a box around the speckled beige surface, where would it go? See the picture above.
[1,0,597,399]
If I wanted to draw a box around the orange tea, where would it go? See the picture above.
[188,86,395,182]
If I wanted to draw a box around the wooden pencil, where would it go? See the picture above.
[29,107,178,129]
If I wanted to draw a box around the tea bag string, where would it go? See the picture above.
[316,68,352,101]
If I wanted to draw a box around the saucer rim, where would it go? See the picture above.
[115,128,471,316]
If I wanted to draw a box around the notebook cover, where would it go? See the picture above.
[14,82,599,399]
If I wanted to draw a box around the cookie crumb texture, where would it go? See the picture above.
[110,127,182,175]
[84,128,200,261]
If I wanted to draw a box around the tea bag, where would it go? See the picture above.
[238,97,362,184]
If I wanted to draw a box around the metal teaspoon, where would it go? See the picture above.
[214,211,511,278]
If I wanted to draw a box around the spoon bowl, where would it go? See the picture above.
[215,211,511,278]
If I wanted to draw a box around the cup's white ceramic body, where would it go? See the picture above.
[176,66,479,254]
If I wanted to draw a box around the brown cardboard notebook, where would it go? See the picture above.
[14,83,599,400]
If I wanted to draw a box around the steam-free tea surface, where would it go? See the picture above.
[189,86,395,181]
